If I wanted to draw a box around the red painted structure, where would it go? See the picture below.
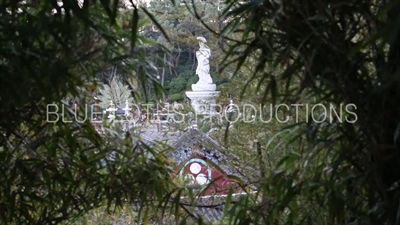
[173,153,242,196]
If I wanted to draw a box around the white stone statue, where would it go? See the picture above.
[195,37,212,84]
[192,37,216,91]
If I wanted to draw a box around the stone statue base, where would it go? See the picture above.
[185,91,220,115]
[191,83,216,91]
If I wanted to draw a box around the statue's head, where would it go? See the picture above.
[196,37,207,43]
[196,37,208,49]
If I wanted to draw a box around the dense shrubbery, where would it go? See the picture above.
[203,0,400,224]
[0,1,174,224]
[169,93,184,102]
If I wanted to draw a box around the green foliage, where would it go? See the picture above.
[0,0,175,224]
[197,0,400,224]
[169,93,183,102]
[97,73,135,109]
[216,83,229,92]
[70,203,187,225]
[166,76,188,94]
[166,65,198,94]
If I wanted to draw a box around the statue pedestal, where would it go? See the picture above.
[192,83,216,91]
[185,91,220,115]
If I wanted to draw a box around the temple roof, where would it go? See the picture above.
[138,126,247,179]
[135,125,256,222]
